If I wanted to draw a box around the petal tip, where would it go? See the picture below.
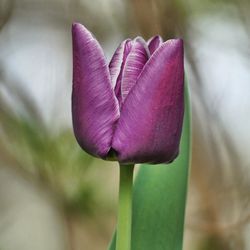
[72,22,80,28]
[175,38,183,46]
[147,35,164,55]
[167,38,184,49]
[72,22,83,32]
[72,22,92,39]
[149,35,163,42]
[160,38,184,59]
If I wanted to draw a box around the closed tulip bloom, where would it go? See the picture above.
[72,23,184,164]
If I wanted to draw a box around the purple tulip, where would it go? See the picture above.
[72,23,184,164]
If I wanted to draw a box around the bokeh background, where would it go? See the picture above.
[0,0,250,249]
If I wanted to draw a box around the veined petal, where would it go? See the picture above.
[121,37,149,103]
[72,23,119,158]
[109,39,131,89]
[112,39,184,164]
[147,35,163,55]
[109,39,132,105]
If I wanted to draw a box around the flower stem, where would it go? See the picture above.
[116,163,134,250]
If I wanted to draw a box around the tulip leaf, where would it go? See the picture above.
[108,85,191,250]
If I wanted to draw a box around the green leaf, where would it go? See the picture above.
[109,84,191,250]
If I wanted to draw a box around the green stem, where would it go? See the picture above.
[116,163,134,250]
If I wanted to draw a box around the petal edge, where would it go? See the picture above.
[72,23,119,158]
[112,39,184,164]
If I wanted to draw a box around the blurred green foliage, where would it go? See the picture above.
[0,82,106,215]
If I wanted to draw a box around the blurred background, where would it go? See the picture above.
[0,0,250,249]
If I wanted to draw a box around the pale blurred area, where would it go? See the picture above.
[0,0,250,249]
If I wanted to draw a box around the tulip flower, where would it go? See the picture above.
[72,23,184,165]
[71,22,185,250]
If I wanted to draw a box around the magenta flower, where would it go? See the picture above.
[72,23,184,164]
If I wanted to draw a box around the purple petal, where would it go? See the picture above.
[109,39,132,105]
[109,39,131,88]
[121,37,149,103]
[72,23,119,158]
[147,35,163,55]
[112,39,184,164]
